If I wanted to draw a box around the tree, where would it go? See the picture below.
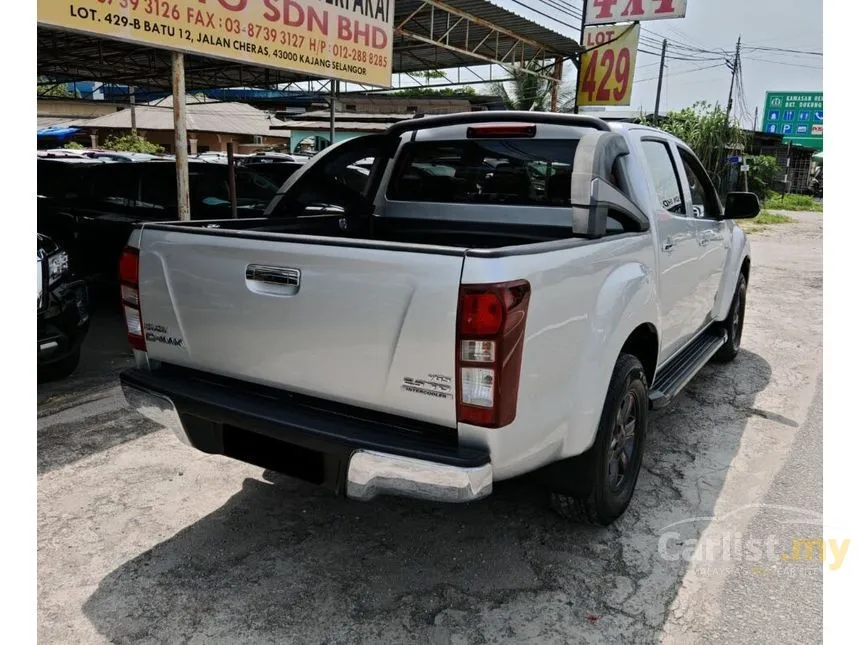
[390,87,476,98]
[102,134,164,154]
[745,155,780,199]
[489,61,575,112]
[38,76,75,98]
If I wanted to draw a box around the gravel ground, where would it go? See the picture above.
[37,212,823,644]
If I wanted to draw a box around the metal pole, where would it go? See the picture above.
[572,4,588,115]
[753,106,759,132]
[724,36,741,131]
[172,52,190,221]
[130,86,137,137]
[653,39,668,125]
[227,142,237,219]
[329,79,337,149]
[549,57,563,112]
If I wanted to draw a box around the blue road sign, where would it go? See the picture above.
[783,110,795,121]
[782,124,793,134]
[799,111,810,121]
[814,111,823,121]
[796,125,809,134]
[769,110,779,121]
[767,123,778,133]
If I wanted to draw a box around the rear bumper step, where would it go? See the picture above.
[120,367,492,503]
[649,328,728,409]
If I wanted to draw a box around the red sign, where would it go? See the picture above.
[585,0,687,26]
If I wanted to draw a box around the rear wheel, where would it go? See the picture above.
[549,354,648,526]
[38,347,81,382]
[713,273,747,363]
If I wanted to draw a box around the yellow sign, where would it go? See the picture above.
[576,23,640,107]
[38,0,394,87]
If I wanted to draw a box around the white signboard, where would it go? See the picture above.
[585,0,688,26]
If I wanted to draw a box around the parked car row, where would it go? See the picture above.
[37,157,282,284]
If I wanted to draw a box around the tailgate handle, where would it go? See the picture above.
[246,265,301,296]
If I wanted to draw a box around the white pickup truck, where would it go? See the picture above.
[120,112,759,525]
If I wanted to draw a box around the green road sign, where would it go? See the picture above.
[762,91,823,150]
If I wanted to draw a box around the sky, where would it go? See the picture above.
[491,0,823,126]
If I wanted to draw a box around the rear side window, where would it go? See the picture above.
[641,140,685,214]
[388,139,578,206]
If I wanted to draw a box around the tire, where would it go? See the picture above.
[712,273,747,363]
[39,347,81,382]
[549,354,649,526]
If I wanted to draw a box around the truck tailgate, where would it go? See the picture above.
[136,228,464,427]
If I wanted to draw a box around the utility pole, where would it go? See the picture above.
[572,7,588,115]
[653,39,668,125]
[171,53,190,221]
[724,35,742,130]
[129,86,137,137]
[753,106,759,132]
[329,79,337,149]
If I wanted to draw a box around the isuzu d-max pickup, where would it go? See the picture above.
[119,112,759,525]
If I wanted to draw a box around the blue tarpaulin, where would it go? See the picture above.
[37,126,81,139]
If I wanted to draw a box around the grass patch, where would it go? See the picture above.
[762,192,823,212]
[738,210,796,233]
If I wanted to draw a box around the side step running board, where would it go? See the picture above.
[649,328,728,409]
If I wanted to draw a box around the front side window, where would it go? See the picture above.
[388,139,579,207]
[678,149,721,220]
[641,140,685,215]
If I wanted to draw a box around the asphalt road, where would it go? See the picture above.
[37,212,824,644]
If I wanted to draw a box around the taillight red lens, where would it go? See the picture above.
[459,292,504,336]
[456,280,530,428]
[119,247,146,352]
[119,247,139,285]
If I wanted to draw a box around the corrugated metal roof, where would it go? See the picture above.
[69,96,290,137]
[274,120,391,132]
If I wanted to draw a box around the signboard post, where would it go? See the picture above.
[762,91,823,150]
[37,0,395,87]
[576,24,641,107]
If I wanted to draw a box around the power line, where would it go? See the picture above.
[635,62,724,84]
[744,57,823,70]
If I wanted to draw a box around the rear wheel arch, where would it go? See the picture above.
[741,256,751,284]
[620,323,659,387]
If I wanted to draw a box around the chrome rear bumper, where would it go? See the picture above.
[346,450,492,502]
[121,382,492,503]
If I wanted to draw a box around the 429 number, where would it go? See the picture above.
[580,46,632,103]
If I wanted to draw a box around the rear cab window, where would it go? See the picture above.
[387,139,579,207]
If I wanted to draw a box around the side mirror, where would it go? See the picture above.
[724,192,761,220]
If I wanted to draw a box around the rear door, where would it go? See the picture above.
[637,136,703,362]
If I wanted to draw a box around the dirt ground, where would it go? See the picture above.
[37,212,823,644]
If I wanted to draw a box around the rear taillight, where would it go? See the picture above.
[120,246,146,351]
[456,280,531,428]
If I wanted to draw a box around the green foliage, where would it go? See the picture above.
[762,192,823,212]
[102,134,164,154]
[745,155,780,199]
[38,76,75,98]
[738,210,795,233]
[490,61,574,112]
[390,87,477,98]
[63,141,84,150]
[657,101,745,189]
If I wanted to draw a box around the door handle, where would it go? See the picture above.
[245,265,301,297]
[662,238,675,252]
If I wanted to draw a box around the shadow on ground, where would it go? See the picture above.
[80,350,775,643]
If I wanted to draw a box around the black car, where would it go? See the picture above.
[240,160,305,189]
[37,233,90,381]
[37,159,280,282]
